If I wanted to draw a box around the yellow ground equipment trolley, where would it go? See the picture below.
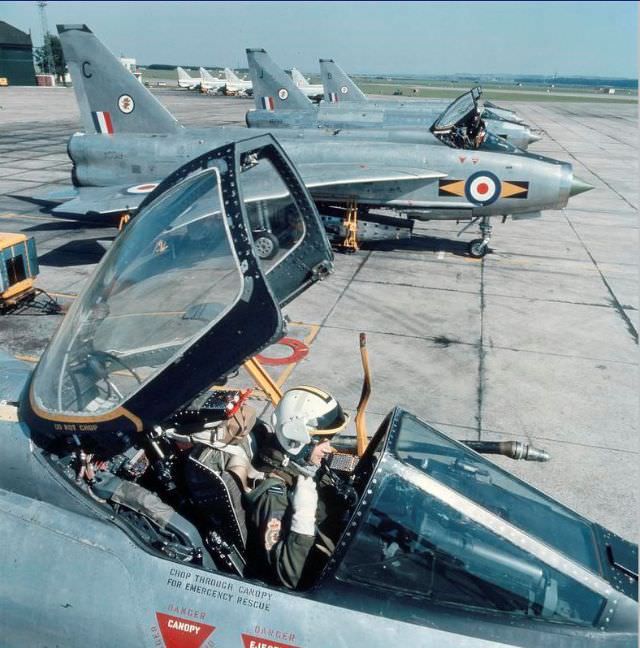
[0,233,39,312]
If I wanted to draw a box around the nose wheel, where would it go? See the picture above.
[253,231,279,260]
[466,216,492,258]
[468,238,488,258]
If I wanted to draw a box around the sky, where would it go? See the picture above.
[1,1,637,77]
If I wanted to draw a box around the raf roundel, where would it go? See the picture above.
[118,94,135,114]
[340,85,348,94]
[465,171,502,206]
[127,183,158,195]
[277,88,289,101]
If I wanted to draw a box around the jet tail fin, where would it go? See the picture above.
[320,58,367,104]
[199,67,216,83]
[246,49,314,112]
[177,66,194,82]
[291,67,309,88]
[57,24,180,135]
[224,67,242,83]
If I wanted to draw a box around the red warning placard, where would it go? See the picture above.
[156,612,215,648]
[241,634,301,648]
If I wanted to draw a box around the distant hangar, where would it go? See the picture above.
[0,21,36,86]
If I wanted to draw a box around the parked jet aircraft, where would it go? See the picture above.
[177,66,200,90]
[247,50,538,150]
[224,67,253,96]
[45,25,592,258]
[199,67,226,94]
[320,58,525,125]
[291,67,324,102]
[0,135,636,647]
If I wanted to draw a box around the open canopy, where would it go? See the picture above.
[23,135,333,435]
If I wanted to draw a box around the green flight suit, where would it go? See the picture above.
[244,474,317,589]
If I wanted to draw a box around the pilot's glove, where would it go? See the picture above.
[290,475,318,536]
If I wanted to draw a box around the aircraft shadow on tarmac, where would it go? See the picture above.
[358,233,475,257]
[37,238,111,267]
[23,220,113,232]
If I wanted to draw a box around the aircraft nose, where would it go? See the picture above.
[569,176,595,197]
[527,131,543,144]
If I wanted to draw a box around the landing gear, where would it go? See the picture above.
[465,216,492,258]
[468,238,488,258]
[341,201,359,254]
[253,231,279,260]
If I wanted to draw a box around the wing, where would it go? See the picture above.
[29,165,447,219]
[33,184,157,218]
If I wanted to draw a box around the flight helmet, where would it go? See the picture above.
[272,386,348,456]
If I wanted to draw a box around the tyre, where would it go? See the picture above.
[468,239,488,258]
[254,232,279,260]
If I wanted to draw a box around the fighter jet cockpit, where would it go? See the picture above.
[430,87,487,150]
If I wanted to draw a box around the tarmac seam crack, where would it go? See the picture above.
[486,343,638,366]
[353,277,479,297]
[321,323,473,347]
[563,213,639,344]
[318,323,636,364]
[320,250,372,328]
[483,291,635,310]
[476,256,487,441]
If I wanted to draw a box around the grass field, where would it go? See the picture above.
[356,83,638,103]
[138,67,637,104]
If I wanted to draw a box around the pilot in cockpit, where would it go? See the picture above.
[244,387,349,589]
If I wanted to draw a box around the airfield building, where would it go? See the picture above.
[0,21,36,86]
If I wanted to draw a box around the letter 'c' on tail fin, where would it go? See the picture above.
[57,24,180,135]
[246,48,314,112]
[320,59,367,104]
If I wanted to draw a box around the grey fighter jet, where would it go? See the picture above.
[0,136,636,647]
[43,25,592,258]
[320,58,525,124]
[246,50,539,149]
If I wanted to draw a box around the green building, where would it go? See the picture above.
[0,21,36,86]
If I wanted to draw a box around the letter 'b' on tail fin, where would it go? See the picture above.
[320,59,367,104]
[57,24,180,135]
[246,48,314,112]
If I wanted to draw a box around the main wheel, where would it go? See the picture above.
[468,238,488,258]
[254,232,279,260]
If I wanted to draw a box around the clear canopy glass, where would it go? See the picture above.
[432,90,478,131]
[33,167,243,416]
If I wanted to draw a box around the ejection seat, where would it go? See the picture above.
[182,399,265,575]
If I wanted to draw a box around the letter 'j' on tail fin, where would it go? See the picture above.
[57,24,180,135]
[320,59,367,104]
[246,48,314,112]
